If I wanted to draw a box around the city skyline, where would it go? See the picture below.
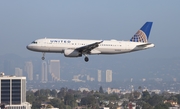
[0,54,180,93]
[0,55,180,83]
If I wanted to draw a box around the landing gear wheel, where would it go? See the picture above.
[84,57,89,62]
[42,57,45,60]
[42,52,45,60]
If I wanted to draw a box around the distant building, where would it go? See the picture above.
[164,100,178,106]
[169,107,180,109]
[98,70,101,82]
[15,68,23,77]
[128,102,136,109]
[78,88,90,92]
[87,75,90,81]
[86,75,95,81]
[41,61,48,83]
[90,77,95,81]
[49,60,60,81]
[100,107,110,109]
[72,75,85,82]
[0,73,31,109]
[107,87,120,94]
[106,70,112,82]
[73,75,79,80]
[25,61,33,81]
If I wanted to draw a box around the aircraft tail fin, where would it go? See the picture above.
[130,22,153,43]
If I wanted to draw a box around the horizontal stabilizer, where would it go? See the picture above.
[136,43,152,47]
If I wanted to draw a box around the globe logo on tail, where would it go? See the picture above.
[130,30,148,43]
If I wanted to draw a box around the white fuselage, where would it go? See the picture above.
[27,38,154,55]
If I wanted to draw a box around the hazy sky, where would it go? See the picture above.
[0,1,180,59]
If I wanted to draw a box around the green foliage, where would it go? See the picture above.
[154,103,169,109]
[168,96,178,102]
[122,101,129,108]
[32,101,41,109]
[133,91,141,99]
[164,102,172,107]
[175,94,180,104]
[107,102,118,109]
[105,94,119,101]
[26,91,35,104]
[50,98,61,108]
[74,93,81,99]
[81,95,96,107]
[58,102,65,109]
[142,102,153,109]
[99,86,104,93]
[64,93,77,107]
[123,93,131,99]
[148,94,163,106]
[27,88,178,109]
[142,90,150,101]
[57,87,67,99]
[162,92,172,99]
[51,89,57,97]
[136,107,141,109]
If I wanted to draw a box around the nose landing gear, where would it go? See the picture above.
[84,56,89,62]
[42,52,45,60]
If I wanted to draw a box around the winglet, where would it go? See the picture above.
[130,22,153,43]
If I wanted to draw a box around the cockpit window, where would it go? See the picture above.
[31,41,37,44]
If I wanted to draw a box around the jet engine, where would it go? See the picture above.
[64,49,82,57]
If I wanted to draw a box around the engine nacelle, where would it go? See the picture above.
[64,49,82,57]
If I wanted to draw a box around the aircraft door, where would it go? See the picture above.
[41,39,49,51]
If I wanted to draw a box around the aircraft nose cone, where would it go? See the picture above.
[26,45,30,50]
[26,44,33,50]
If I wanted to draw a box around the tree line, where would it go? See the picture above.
[26,87,180,109]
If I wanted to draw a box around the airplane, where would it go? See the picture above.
[26,22,154,62]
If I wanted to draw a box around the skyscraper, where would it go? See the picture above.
[15,68,23,77]
[49,60,60,81]
[106,70,112,82]
[97,70,101,82]
[25,61,33,81]
[41,61,48,83]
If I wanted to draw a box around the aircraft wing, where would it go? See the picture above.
[136,43,152,47]
[75,40,103,54]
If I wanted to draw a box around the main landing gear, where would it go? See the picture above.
[84,56,89,62]
[41,52,45,60]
